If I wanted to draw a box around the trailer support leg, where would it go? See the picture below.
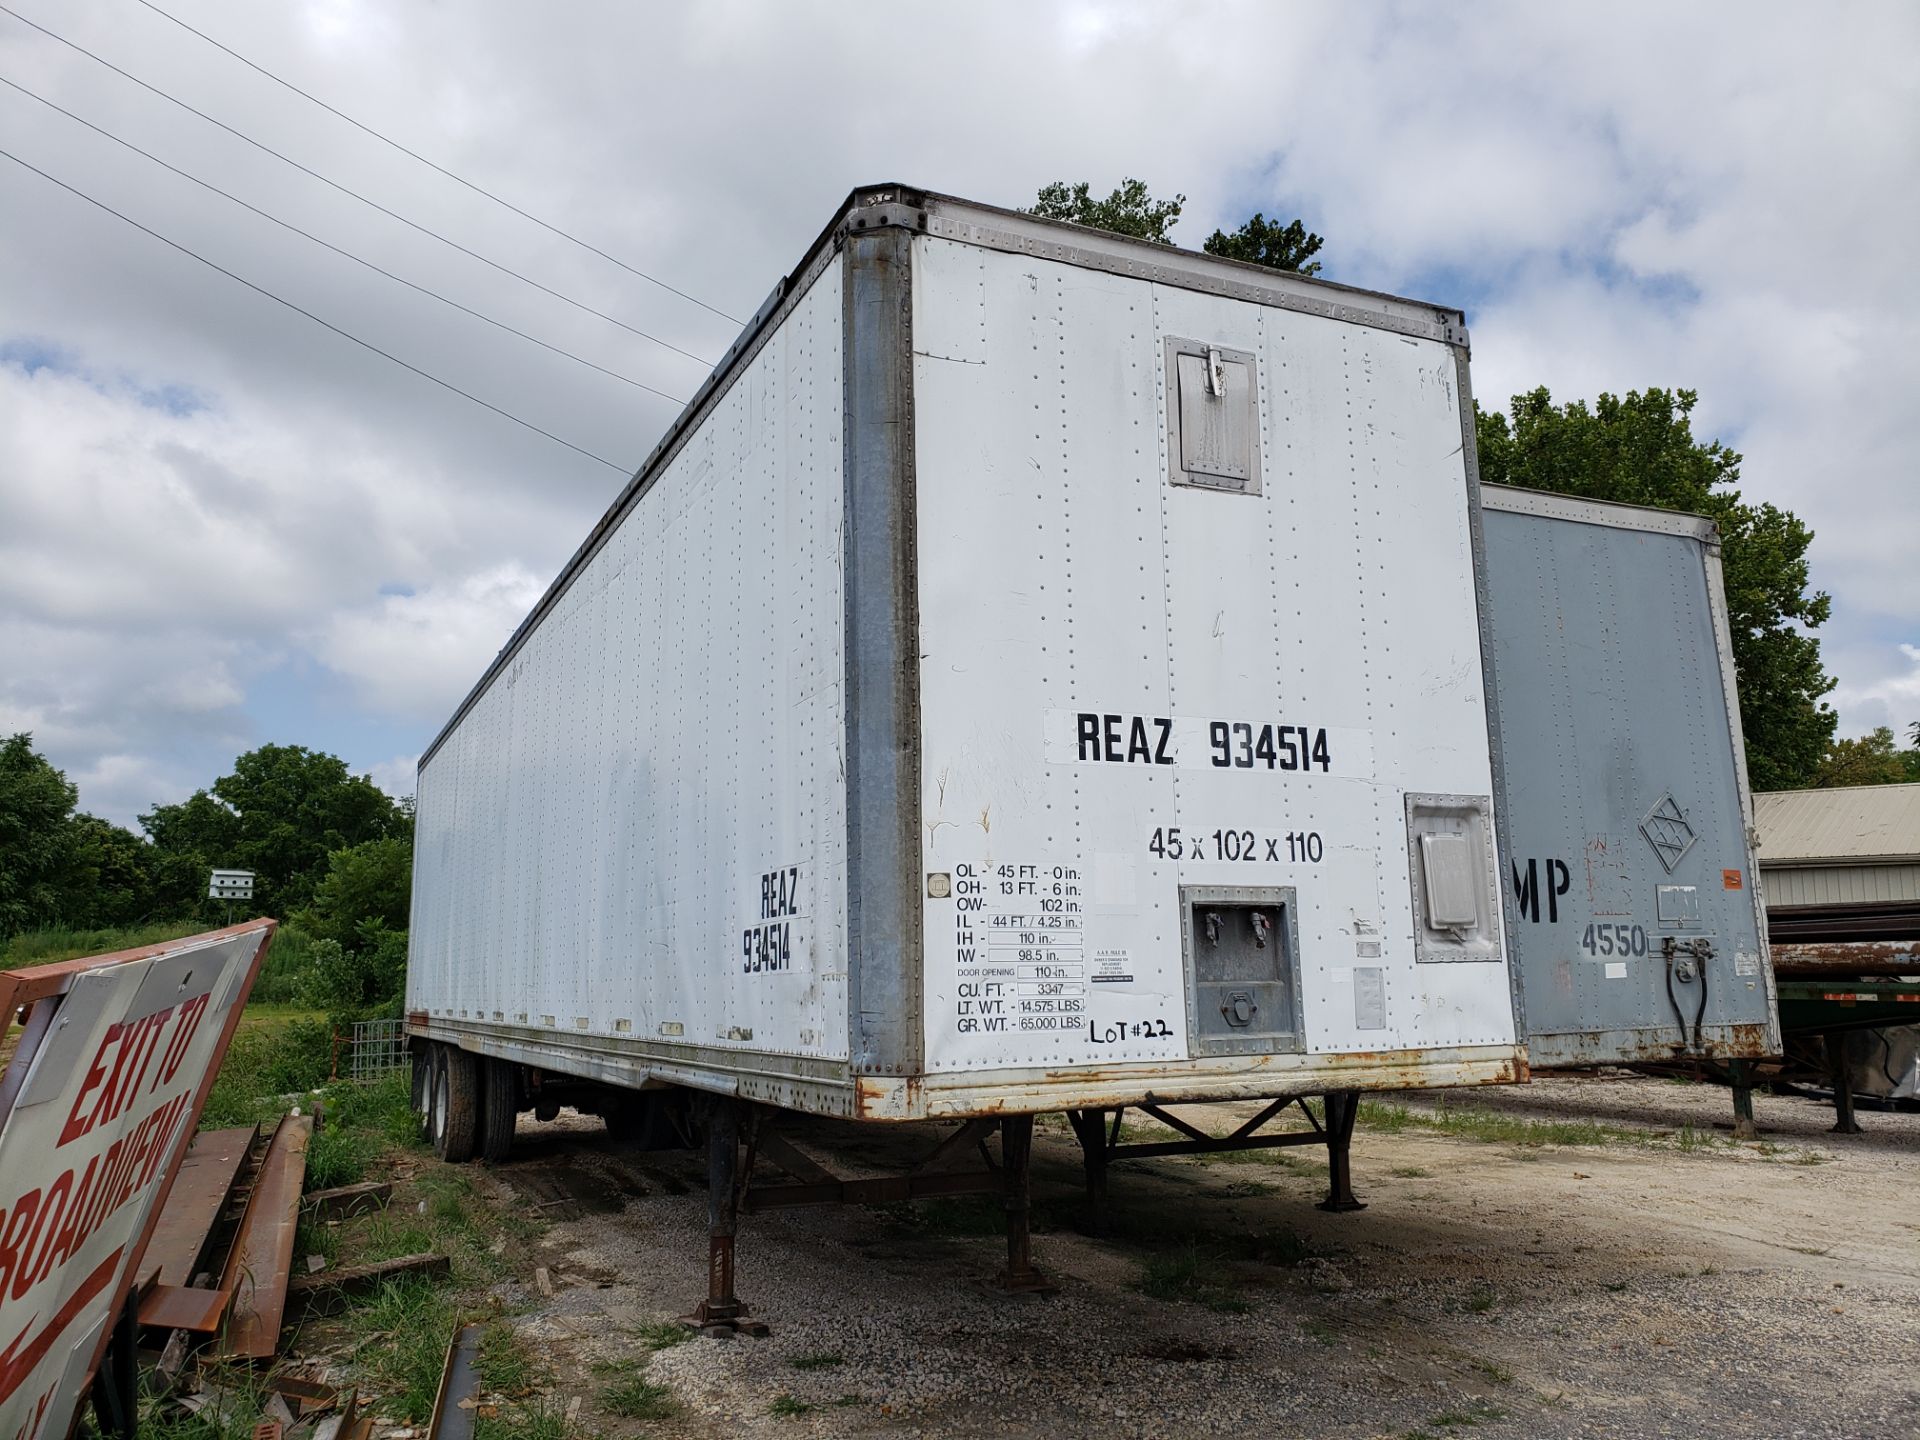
[997,1115,1056,1296]
[1067,1108,1112,1236]
[1728,1059,1759,1140]
[1825,1030,1862,1135]
[1317,1091,1366,1213]
[88,1287,138,1440]
[685,1102,768,1335]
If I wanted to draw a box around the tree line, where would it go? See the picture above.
[1026,178,1915,793]
[0,736,413,954]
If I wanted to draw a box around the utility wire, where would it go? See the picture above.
[0,71,689,406]
[0,4,716,368]
[130,0,742,326]
[0,146,629,473]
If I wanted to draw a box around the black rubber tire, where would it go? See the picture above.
[410,1043,433,1135]
[480,1058,518,1163]
[435,1045,479,1163]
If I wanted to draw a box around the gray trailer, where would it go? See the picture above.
[1479,484,1780,1089]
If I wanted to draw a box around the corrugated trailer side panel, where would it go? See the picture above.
[1481,488,1778,1064]
[911,230,1517,1082]
[409,260,851,1063]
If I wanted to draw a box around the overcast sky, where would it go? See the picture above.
[2,1,1915,827]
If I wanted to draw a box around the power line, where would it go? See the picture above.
[130,0,742,326]
[0,4,717,368]
[0,145,630,473]
[0,70,689,407]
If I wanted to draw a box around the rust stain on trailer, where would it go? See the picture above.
[1545,1021,1774,1066]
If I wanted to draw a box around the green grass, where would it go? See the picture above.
[477,1395,592,1440]
[344,1276,462,1422]
[198,1018,334,1129]
[1356,1097,1723,1152]
[1138,1241,1251,1313]
[0,919,207,966]
[601,1375,677,1420]
[1461,1284,1499,1314]
[768,1394,813,1418]
[789,1351,845,1371]
[478,1319,544,1396]
[634,1319,693,1350]
[1468,1358,1514,1385]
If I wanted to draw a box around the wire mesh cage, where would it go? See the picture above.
[348,1018,410,1080]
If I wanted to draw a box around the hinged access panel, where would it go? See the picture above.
[1480,486,1779,1066]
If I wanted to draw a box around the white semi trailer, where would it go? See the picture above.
[406,185,1521,1325]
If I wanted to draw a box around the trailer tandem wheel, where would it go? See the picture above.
[434,1044,479,1163]
[480,1057,518,1162]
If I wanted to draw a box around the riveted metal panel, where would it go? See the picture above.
[409,259,850,1071]
[1481,486,1779,1063]
[912,232,1517,1078]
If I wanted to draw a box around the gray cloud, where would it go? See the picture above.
[2,0,1915,825]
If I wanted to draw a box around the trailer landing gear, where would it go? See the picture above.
[1067,1093,1366,1224]
[683,1100,768,1337]
[997,1114,1056,1297]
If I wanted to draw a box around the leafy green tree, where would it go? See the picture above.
[1028,178,1185,243]
[0,734,79,937]
[301,836,414,945]
[56,814,161,928]
[1202,213,1325,275]
[298,921,409,1021]
[1812,727,1912,788]
[1476,388,1836,791]
[142,744,404,919]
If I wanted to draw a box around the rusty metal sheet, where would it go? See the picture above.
[146,1125,257,1288]
[136,1284,231,1333]
[218,1113,313,1360]
[1771,941,1920,979]
[0,921,273,1440]
[426,1324,483,1440]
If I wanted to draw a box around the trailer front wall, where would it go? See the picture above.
[409,261,850,1063]
[911,234,1517,1078]
[1482,499,1776,1063]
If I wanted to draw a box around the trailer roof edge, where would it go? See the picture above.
[419,182,1477,772]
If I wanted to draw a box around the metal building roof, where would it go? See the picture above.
[1754,784,1920,866]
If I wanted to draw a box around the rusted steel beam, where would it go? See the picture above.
[426,1324,483,1440]
[911,1117,999,1174]
[219,1113,313,1359]
[137,1283,232,1333]
[752,1130,836,1185]
[147,1125,257,1288]
[1135,1103,1213,1143]
[1772,941,1920,979]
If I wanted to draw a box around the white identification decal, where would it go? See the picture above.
[741,864,805,975]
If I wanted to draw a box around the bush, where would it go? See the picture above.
[297,922,408,1022]
[200,1018,334,1129]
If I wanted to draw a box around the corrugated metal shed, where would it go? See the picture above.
[1755,784,1920,908]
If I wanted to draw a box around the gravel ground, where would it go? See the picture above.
[468,1076,1920,1440]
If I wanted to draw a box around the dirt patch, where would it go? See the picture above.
[461,1077,1919,1439]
